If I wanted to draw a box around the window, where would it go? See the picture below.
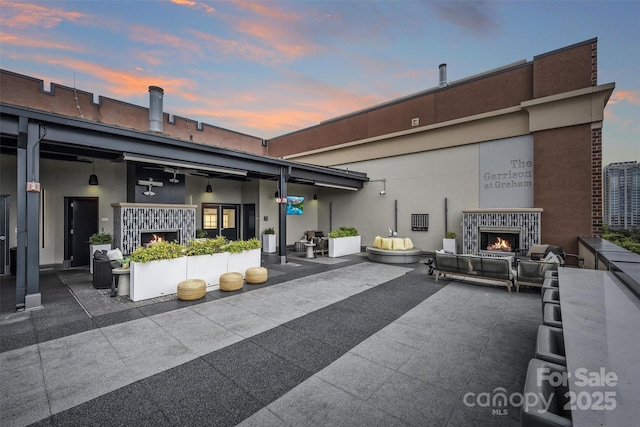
[203,207,217,229]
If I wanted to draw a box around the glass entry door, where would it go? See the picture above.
[202,204,239,241]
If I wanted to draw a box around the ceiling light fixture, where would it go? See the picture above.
[89,158,99,185]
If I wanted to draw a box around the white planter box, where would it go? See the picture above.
[130,257,187,302]
[90,244,112,274]
[227,248,261,276]
[329,235,361,258]
[443,238,457,254]
[186,252,229,287]
[262,234,276,253]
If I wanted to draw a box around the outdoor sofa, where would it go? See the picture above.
[433,251,514,292]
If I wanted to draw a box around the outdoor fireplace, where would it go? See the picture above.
[479,227,520,254]
[462,209,542,256]
[112,203,196,255]
[140,230,180,247]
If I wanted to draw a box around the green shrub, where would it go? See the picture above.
[328,226,359,238]
[222,238,262,253]
[195,229,208,238]
[263,227,275,235]
[185,235,227,256]
[128,241,186,263]
[445,231,457,239]
[88,232,112,245]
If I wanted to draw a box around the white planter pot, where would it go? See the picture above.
[443,238,457,254]
[328,235,361,258]
[262,234,276,253]
[186,252,229,287]
[227,248,261,276]
[90,244,112,274]
[130,257,187,302]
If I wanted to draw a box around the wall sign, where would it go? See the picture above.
[479,135,534,208]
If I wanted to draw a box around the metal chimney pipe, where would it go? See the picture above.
[439,64,448,88]
[148,86,164,132]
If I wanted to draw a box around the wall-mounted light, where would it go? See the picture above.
[205,178,212,193]
[89,158,99,185]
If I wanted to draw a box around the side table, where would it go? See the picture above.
[112,267,130,297]
[305,242,316,259]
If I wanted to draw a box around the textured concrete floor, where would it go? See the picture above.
[1,253,541,426]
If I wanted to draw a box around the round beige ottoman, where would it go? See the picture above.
[177,279,206,301]
[246,267,268,285]
[220,272,244,292]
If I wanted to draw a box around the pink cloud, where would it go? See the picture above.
[609,90,639,105]
[128,25,203,58]
[0,31,83,51]
[171,0,216,14]
[0,1,88,29]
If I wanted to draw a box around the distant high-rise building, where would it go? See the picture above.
[603,161,640,230]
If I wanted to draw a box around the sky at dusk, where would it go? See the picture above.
[0,0,638,164]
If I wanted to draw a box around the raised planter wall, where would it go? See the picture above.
[129,248,261,301]
[130,257,188,302]
[329,235,361,258]
[186,252,229,287]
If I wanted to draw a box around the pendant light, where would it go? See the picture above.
[89,158,99,185]
[205,178,213,193]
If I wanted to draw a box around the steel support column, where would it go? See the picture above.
[277,166,289,264]
[15,117,41,310]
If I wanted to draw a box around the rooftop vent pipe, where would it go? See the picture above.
[438,63,448,88]
[148,86,164,133]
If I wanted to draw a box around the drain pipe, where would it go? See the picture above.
[394,200,398,234]
[444,197,448,233]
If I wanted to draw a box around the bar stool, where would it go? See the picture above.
[535,325,566,366]
[543,303,563,328]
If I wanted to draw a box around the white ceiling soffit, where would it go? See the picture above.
[121,153,248,176]
[315,182,359,191]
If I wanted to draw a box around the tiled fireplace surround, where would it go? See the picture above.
[112,203,196,255]
[462,208,542,255]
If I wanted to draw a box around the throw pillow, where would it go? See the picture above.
[381,238,393,250]
[373,236,382,249]
[543,251,561,264]
[106,248,124,261]
[527,244,549,257]
[392,238,405,250]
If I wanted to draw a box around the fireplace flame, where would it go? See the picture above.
[487,237,512,252]
[147,234,164,246]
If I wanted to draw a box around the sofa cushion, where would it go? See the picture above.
[373,236,382,249]
[391,238,405,250]
[380,238,393,250]
[403,238,414,250]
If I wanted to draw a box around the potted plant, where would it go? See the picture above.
[128,240,188,302]
[262,227,276,253]
[443,231,457,254]
[224,238,262,276]
[328,226,361,257]
[88,233,112,274]
[185,236,228,287]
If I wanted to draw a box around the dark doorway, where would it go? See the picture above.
[242,204,256,240]
[202,203,239,241]
[0,195,8,274]
[64,197,99,267]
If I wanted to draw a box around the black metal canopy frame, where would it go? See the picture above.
[0,103,369,310]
